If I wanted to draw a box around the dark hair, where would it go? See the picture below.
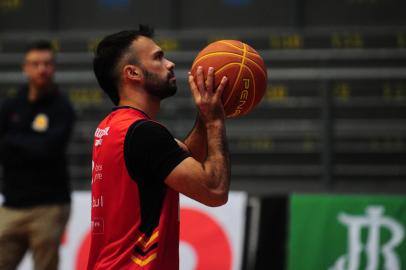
[25,40,54,54]
[93,24,154,105]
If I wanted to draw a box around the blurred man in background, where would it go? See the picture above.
[0,41,75,270]
[88,25,230,269]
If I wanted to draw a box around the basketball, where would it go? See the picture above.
[191,40,268,118]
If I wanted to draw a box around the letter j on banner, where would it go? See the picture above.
[288,195,406,270]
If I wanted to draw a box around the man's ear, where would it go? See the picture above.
[123,65,142,81]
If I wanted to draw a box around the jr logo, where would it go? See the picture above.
[330,206,405,270]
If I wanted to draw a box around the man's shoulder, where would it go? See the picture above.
[125,120,173,146]
[0,90,24,112]
[128,119,170,135]
[107,107,151,130]
[53,89,72,106]
[51,89,75,114]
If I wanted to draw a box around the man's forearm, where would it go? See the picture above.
[184,115,207,163]
[203,120,230,193]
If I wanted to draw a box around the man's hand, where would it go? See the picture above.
[164,66,230,207]
[188,66,228,125]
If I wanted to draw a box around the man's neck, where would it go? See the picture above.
[119,97,160,120]
[28,83,52,103]
[119,86,161,119]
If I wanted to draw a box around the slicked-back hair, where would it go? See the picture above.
[93,25,154,105]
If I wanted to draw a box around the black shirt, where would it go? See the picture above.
[0,85,75,207]
[121,107,189,235]
[124,118,189,186]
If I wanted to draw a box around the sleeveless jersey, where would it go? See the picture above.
[87,107,179,270]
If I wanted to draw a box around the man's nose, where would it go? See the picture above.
[39,64,46,71]
[166,59,175,70]
[37,62,48,71]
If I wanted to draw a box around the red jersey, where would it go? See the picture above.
[88,107,181,270]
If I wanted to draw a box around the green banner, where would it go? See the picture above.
[288,195,406,270]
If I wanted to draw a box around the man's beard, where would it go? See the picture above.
[32,74,54,90]
[143,69,177,100]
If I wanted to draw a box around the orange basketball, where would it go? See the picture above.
[191,40,267,118]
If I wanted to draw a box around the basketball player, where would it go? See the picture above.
[88,25,230,269]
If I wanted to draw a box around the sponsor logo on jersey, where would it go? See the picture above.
[94,126,110,146]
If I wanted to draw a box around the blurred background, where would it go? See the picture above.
[0,0,405,269]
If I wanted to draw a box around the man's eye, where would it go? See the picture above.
[155,53,163,60]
